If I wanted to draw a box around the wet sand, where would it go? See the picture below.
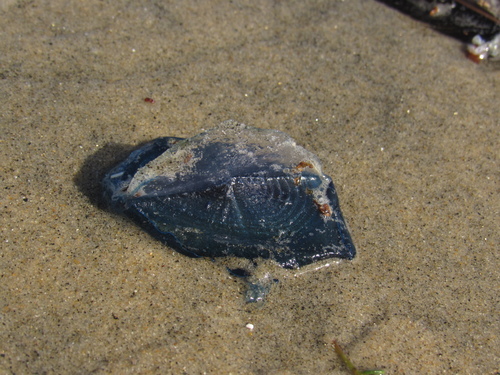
[1,0,498,373]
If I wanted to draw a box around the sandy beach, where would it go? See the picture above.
[1,0,498,373]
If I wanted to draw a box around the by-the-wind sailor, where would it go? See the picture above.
[102,120,355,268]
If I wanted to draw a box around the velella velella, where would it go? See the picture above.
[102,120,355,269]
[378,0,500,61]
